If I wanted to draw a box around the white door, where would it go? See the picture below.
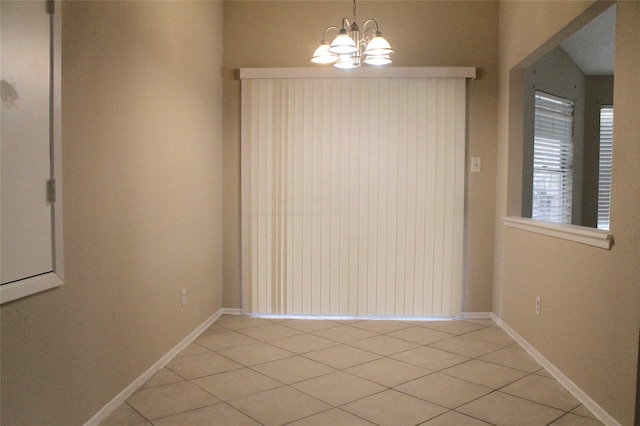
[1,1,54,285]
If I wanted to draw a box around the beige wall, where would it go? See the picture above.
[0,1,224,424]
[222,1,499,313]
[496,1,639,424]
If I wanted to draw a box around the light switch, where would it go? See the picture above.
[471,157,481,173]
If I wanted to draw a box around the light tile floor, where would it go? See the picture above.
[100,316,604,426]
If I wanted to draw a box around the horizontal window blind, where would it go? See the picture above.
[241,76,467,317]
[532,91,574,224]
[597,107,613,230]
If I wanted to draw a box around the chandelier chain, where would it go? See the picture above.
[352,0,357,23]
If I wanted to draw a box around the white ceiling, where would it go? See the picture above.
[560,5,616,76]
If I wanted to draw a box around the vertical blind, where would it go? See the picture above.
[532,91,574,224]
[597,107,613,230]
[241,75,467,317]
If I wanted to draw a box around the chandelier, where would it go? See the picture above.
[310,0,394,69]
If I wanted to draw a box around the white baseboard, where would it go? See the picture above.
[457,312,493,319]
[491,314,622,426]
[84,309,224,426]
[221,308,243,315]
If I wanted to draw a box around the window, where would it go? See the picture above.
[0,1,63,304]
[597,107,613,230]
[532,91,574,224]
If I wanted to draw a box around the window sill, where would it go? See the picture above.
[502,217,613,250]
[0,273,63,304]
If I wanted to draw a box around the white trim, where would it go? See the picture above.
[502,216,613,250]
[239,67,476,80]
[51,0,64,290]
[1,1,64,305]
[253,314,456,322]
[457,312,493,319]
[0,273,63,304]
[221,308,243,316]
[84,309,224,426]
[492,314,622,426]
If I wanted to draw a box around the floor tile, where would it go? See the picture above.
[227,386,330,426]
[263,316,291,323]
[200,323,227,334]
[99,403,146,426]
[429,336,503,358]
[535,368,555,378]
[280,319,341,332]
[549,413,604,425]
[387,326,454,345]
[479,346,541,372]
[464,318,496,327]
[419,410,493,425]
[191,368,282,401]
[303,344,381,369]
[151,403,259,425]
[441,359,528,389]
[292,371,386,406]
[165,352,242,379]
[236,323,302,341]
[331,319,365,324]
[420,320,486,335]
[126,381,217,420]
[458,392,564,426]
[347,334,420,356]
[194,330,258,352]
[269,333,338,354]
[501,374,580,411]
[464,326,515,346]
[345,357,431,387]
[251,355,336,384]
[141,368,182,388]
[286,408,376,425]
[216,315,271,330]
[175,343,210,358]
[217,342,294,366]
[342,389,447,426]
[351,320,413,334]
[571,405,599,420]
[312,325,377,343]
[102,317,591,426]
[392,346,470,371]
[396,372,492,409]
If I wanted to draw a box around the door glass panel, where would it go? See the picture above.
[1,1,54,284]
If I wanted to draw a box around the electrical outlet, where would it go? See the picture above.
[535,296,541,315]
[471,157,482,172]
[181,289,187,307]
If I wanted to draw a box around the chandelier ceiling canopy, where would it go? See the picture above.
[311,0,394,69]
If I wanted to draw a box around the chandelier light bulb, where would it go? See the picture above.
[334,54,361,69]
[329,31,358,55]
[364,34,394,56]
[311,42,339,64]
[364,54,392,66]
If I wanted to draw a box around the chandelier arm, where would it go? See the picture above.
[361,27,378,44]
[322,25,341,41]
[341,18,351,31]
[362,19,380,33]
